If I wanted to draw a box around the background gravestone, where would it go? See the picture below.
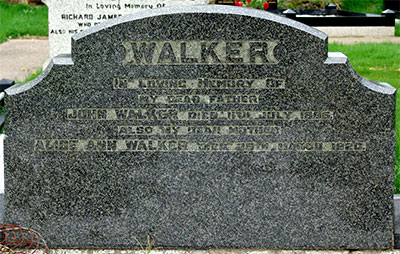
[384,0,400,11]
[5,5,396,250]
[42,0,210,58]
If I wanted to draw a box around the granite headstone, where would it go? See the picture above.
[42,0,210,58]
[395,195,400,249]
[5,5,396,250]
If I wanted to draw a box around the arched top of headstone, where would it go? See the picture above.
[68,5,329,66]
[6,5,395,96]
[73,5,327,42]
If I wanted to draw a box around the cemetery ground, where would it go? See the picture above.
[0,1,47,43]
[0,0,399,194]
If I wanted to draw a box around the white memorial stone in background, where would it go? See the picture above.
[42,0,210,58]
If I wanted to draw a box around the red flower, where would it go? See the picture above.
[238,2,243,6]
[235,1,241,6]
[247,0,252,3]
[263,1,269,10]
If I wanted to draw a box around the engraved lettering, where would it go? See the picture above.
[181,42,198,63]
[201,42,221,63]
[67,109,107,120]
[250,41,279,64]
[226,42,243,63]
[61,14,93,20]
[34,139,79,151]
[113,78,285,90]
[158,42,177,63]
[117,125,281,136]
[34,140,368,152]
[122,41,156,65]
[121,41,280,65]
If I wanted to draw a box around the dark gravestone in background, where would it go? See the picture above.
[384,0,400,11]
[4,6,396,250]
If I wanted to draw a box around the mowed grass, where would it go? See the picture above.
[341,0,383,14]
[16,68,42,84]
[0,1,48,43]
[329,42,400,193]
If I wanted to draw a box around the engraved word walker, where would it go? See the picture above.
[121,40,279,65]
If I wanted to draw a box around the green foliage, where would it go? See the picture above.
[278,0,383,12]
[235,0,270,10]
[278,0,343,9]
[396,23,400,37]
[0,0,48,43]
[341,0,383,14]
[16,68,42,84]
[134,235,158,254]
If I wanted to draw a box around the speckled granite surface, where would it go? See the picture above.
[395,195,400,249]
[32,250,400,254]
[4,5,396,250]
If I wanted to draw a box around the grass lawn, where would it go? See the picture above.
[16,68,42,84]
[341,0,383,14]
[329,42,400,193]
[0,1,48,43]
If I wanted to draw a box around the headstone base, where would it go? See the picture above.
[41,249,400,254]
[314,26,395,36]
